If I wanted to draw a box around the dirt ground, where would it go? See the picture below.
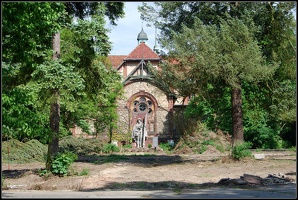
[2,150,296,191]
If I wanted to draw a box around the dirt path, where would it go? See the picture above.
[2,152,296,191]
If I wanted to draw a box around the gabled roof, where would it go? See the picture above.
[107,55,127,69]
[125,43,160,60]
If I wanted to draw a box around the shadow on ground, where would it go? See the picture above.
[76,153,221,167]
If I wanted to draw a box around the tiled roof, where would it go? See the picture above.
[107,55,127,69]
[125,43,160,60]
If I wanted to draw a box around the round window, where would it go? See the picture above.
[138,102,147,111]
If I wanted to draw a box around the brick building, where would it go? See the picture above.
[107,28,190,147]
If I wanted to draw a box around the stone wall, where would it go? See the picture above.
[117,81,170,138]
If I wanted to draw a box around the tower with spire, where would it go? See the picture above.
[137,27,148,44]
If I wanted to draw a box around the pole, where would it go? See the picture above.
[142,114,147,148]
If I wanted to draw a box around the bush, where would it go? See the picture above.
[123,144,132,149]
[51,152,78,176]
[102,143,120,153]
[231,141,252,160]
[159,142,174,152]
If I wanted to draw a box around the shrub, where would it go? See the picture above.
[159,142,174,152]
[231,141,252,160]
[51,152,78,176]
[38,169,52,179]
[102,143,120,153]
[123,144,132,149]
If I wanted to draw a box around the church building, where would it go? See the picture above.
[107,28,190,147]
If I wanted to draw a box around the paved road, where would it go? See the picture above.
[2,184,297,199]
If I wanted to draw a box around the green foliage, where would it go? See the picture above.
[51,152,78,176]
[123,144,132,149]
[59,135,104,155]
[2,2,124,146]
[2,139,47,164]
[231,141,252,160]
[2,85,50,143]
[31,60,85,111]
[270,80,296,123]
[159,142,174,152]
[2,175,9,190]
[199,145,207,154]
[141,2,296,149]
[38,169,52,179]
[148,144,152,148]
[102,143,120,153]
[2,2,66,66]
[184,85,232,133]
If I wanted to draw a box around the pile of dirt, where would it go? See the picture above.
[173,129,232,156]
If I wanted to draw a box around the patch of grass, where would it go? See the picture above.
[79,168,89,176]
[215,145,225,153]
[2,176,8,190]
[143,153,155,156]
[173,188,182,195]
[199,145,207,154]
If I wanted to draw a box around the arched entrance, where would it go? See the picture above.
[127,91,158,137]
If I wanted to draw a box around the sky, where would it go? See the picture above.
[105,2,158,55]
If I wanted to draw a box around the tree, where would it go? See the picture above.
[43,2,124,170]
[2,2,125,170]
[154,17,277,144]
[140,2,296,147]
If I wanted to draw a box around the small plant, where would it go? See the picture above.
[148,144,152,148]
[199,145,207,154]
[38,169,52,179]
[51,152,78,176]
[102,143,120,153]
[159,142,174,152]
[231,141,252,160]
[123,144,132,149]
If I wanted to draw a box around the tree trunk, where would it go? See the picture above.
[46,32,61,170]
[231,86,244,145]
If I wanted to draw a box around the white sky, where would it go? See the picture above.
[105,2,158,55]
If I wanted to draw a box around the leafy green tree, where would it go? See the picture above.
[2,2,66,144]
[2,2,125,171]
[140,2,296,147]
[153,16,277,144]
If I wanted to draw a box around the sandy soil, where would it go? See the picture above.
[2,151,296,191]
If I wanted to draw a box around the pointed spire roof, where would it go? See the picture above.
[137,27,148,43]
[125,43,160,60]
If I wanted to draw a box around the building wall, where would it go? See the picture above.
[116,81,170,139]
